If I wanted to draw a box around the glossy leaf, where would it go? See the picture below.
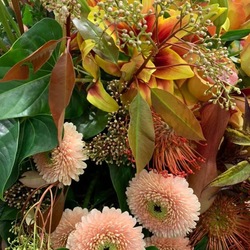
[128,93,155,173]
[87,79,119,112]
[226,128,250,146]
[18,115,58,161]
[210,161,250,187]
[0,18,62,78]
[109,164,135,212]
[0,39,62,82]
[49,51,75,144]
[73,17,119,64]
[76,108,108,139]
[0,76,50,120]
[151,88,205,141]
[0,119,19,200]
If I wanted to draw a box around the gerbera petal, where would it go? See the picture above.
[66,207,145,250]
[126,170,200,237]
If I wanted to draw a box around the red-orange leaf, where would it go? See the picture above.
[0,39,62,82]
[49,51,75,144]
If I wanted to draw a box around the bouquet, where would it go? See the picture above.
[0,0,250,249]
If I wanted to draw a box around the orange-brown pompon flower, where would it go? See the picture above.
[33,122,88,186]
[51,207,89,249]
[126,170,200,237]
[151,112,203,176]
[145,236,192,250]
[190,194,250,250]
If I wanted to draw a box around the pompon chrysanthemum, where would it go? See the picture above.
[33,122,88,186]
[66,206,145,250]
[51,207,88,249]
[126,170,200,237]
[145,236,192,250]
[190,194,250,250]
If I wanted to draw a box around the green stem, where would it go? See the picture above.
[0,38,8,53]
[0,0,20,44]
[82,175,98,208]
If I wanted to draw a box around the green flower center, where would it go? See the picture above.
[97,242,117,250]
[147,200,168,220]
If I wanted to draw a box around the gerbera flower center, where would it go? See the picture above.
[147,200,168,221]
[93,232,127,250]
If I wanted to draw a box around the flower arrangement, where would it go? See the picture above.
[0,0,250,249]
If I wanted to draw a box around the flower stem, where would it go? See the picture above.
[82,175,98,208]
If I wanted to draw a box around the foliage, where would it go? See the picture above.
[0,0,250,249]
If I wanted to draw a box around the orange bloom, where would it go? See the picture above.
[151,111,203,176]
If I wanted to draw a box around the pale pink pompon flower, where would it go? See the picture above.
[51,207,88,249]
[33,122,88,186]
[66,206,145,250]
[126,170,200,237]
[145,235,192,250]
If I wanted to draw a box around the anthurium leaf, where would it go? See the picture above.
[87,79,119,112]
[210,161,250,187]
[0,75,50,120]
[226,128,250,145]
[0,18,62,78]
[128,93,155,173]
[75,108,108,139]
[18,115,58,162]
[109,164,135,212]
[146,247,159,250]
[0,39,62,82]
[151,88,205,141]
[0,119,19,200]
[49,51,75,144]
[73,17,119,64]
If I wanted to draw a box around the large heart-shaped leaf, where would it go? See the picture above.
[73,17,119,64]
[0,119,19,200]
[0,18,62,78]
[128,93,155,173]
[151,88,205,141]
[210,161,250,187]
[17,115,58,162]
[0,76,51,120]
[0,39,62,82]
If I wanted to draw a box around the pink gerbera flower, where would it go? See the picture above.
[51,207,88,249]
[33,122,88,186]
[145,235,192,250]
[66,206,145,250]
[126,170,200,237]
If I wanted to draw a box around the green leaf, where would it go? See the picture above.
[226,128,250,145]
[146,247,159,250]
[0,75,50,120]
[18,115,58,162]
[0,206,19,221]
[76,108,108,140]
[73,17,119,64]
[151,88,205,141]
[0,119,19,200]
[0,18,62,77]
[194,236,208,250]
[221,29,250,42]
[210,161,250,187]
[109,164,135,212]
[128,93,155,173]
